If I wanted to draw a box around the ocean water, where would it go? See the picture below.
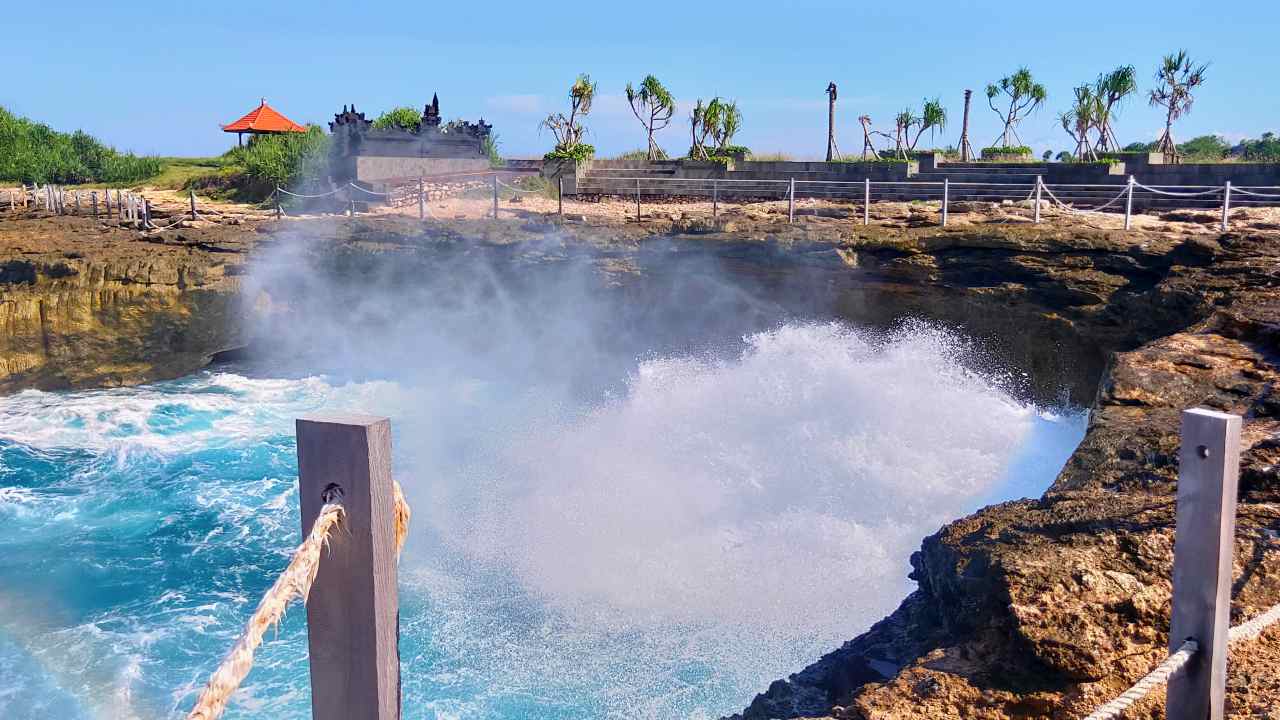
[0,322,1086,720]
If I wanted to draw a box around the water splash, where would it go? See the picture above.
[0,322,1085,719]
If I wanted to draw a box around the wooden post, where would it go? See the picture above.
[941,178,949,227]
[349,186,356,217]
[417,177,425,220]
[296,414,401,720]
[74,191,81,215]
[557,176,564,219]
[1166,408,1241,720]
[635,177,641,223]
[863,178,870,226]
[144,198,152,228]
[1125,176,1135,230]
[1034,176,1042,224]
[91,191,98,218]
[788,177,795,223]
[492,174,499,219]
[116,189,123,219]
[1220,181,1232,232]
[712,180,719,220]
[275,188,283,219]
[190,188,197,220]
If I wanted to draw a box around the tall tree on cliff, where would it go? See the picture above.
[1093,65,1136,152]
[826,82,839,161]
[985,67,1047,148]
[1149,51,1208,161]
[1059,85,1102,162]
[626,75,676,161]
[908,98,947,150]
[540,74,596,155]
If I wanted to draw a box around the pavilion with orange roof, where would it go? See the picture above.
[221,98,307,146]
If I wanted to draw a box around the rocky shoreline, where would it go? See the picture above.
[2,209,1277,718]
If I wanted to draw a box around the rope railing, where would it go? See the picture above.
[185,477,411,720]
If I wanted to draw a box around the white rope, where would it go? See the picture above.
[1232,187,1280,200]
[1133,182,1224,198]
[1041,183,1130,214]
[277,187,344,198]
[1083,639,1198,720]
[1229,602,1280,643]
[348,183,390,197]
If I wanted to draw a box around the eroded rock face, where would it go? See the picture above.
[0,216,255,391]
[731,233,1280,719]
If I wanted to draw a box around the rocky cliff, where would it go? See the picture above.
[731,230,1280,719]
[0,215,256,392]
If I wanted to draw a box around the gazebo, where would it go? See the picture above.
[221,98,307,146]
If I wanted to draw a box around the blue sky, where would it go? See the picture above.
[3,0,1276,159]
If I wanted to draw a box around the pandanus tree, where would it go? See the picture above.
[1093,65,1136,152]
[1149,51,1208,160]
[986,67,1047,147]
[893,109,917,159]
[540,73,597,155]
[858,115,880,159]
[690,97,742,158]
[909,98,947,150]
[1059,85,1102,162]
[626,75,675,160]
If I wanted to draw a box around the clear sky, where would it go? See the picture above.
[4,0,1276,160]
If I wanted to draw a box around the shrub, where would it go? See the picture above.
[1240,132,1280,161]
[0,106,162,184]
[980,145,1034,159]
[371,106,422,132]
[544,143,595,162]
[233,126,332,198]
[482,133,503,168]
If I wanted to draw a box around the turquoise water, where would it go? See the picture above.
[0,323,1087,720]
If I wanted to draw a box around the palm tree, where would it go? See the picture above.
[893,109,917,158]
[986,67,1047,148]
[858,115,880,160]
[1149,51,1208,160]
[1093,65,1136,152]
[1059,85,1101,162]
[909,98,947,150]
[626,75,675,160]
[540,73,596,152]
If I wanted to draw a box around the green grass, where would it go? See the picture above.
[149,157,225,189]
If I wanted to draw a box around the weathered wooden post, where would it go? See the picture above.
[1220,181,1232,232]
[91,191,98,218]
[491,174,499,219]
[712,180,719,220]
[116,190,123,219]
[941,178,949,227]
[1166,407,1241,720]
[144,198,153,228]
[190,188,198,220]
[296,414,401,720]
[788,177,795,223]
[417,177,425,220]
[864,178,870,225]
[1034,176,1042,224]
[274,189,283,220]
[557,175,564,219]
[635,177,641,223]
[74,191,81,214]
[1125,176,1135,230]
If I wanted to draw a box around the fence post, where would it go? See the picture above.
[788,177,795,223]
[492,174,499,219]
[941,178,949,227]
[864,178,870,226]
[1034,176,1042,224]
[1220,181,1232,232]
[712,180,718,220]
[1125,176,1135,230]
[74,191,81,215]
[190,188,198,221]
[144,198,152,228]
[557,176,564,219]
[349,186,356,217]
[1166,408,1241,720]
[418,177,425,220]
[296,414,401,720]
[635,177,641,223]
[275,188,283,220]
[91,191,98,218]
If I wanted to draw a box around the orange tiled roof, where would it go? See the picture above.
[221,99,306,134]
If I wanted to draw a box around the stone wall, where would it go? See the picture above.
[356,156,491,184]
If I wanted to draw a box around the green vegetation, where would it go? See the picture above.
[541,74,596,161]
[626,75,676,160]
[1149,50,1208,158]
[986,67,1047,148]
[0,106,162,184]
[482,133,503,168]
[688,97,743,159]
[179,126,331,201]
[1240,132,1280,161]
[980,145,1034,159]
[371,106,423,132]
